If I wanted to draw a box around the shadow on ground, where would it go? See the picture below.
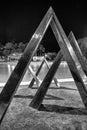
[39,104,87,115]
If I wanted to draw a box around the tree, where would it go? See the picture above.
[0,47,4,58]
[17,42,26,53]
[78,37,87,59]
[3,42,14,56]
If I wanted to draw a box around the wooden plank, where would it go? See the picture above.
[0,7,53,124]
[28,58,45,88]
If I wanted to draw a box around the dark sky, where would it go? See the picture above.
[0,0,87,51]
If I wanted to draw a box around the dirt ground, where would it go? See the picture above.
[0,82,87,130]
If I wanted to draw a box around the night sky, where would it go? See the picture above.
[0,0,87,51]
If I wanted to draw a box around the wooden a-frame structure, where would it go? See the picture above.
[0,7,87,124]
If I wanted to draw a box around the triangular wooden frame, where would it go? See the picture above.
[29,7,87,109]
[0,7,87,124]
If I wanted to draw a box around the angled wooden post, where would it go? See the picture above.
[28,66,41,87]
[0,7,53,124]
[44,58,60,87]
[28,58,45,88]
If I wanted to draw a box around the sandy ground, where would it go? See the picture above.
[0,82,87,130]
